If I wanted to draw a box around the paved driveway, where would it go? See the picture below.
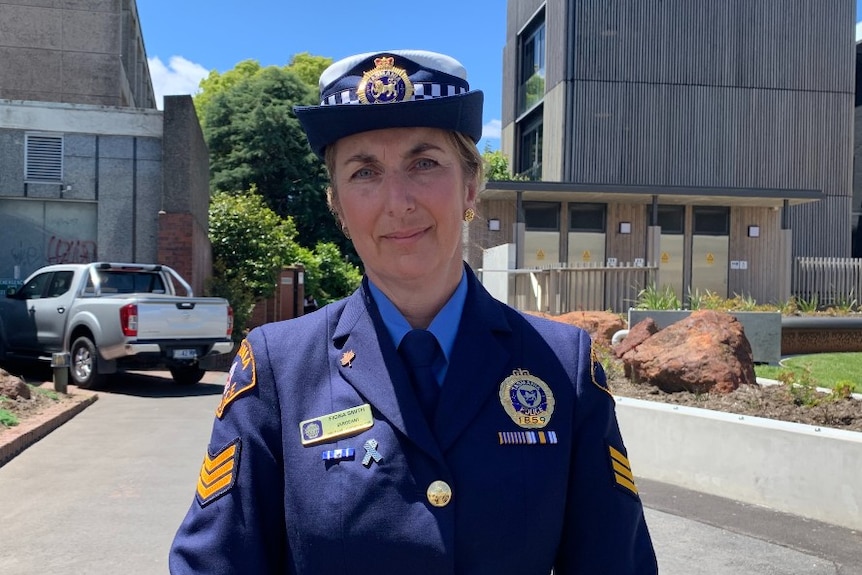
[0,370,224,575]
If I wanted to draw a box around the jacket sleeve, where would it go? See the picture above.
[168,329,289,574]
[554,330,658,574]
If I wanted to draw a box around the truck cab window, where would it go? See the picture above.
[47,271,75,297]
[18,273,51,299]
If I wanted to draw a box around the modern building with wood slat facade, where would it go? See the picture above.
[469,0,857,310]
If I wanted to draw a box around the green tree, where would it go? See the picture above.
[286,52,331,90]
[209,189,294,300]
[194,60,263,130]
[202,65,351,256]
[208,189,362,336]
[483,146,528,181]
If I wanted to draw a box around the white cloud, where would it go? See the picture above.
[482,118,501,140]
[148,56,209,110]
[857,21,862,42]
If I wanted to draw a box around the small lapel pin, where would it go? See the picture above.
[341,350,356,367]
[361,438,382,467]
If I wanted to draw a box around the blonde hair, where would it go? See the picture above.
[324,131,484,225]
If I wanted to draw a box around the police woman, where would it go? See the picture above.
[169,49,658,574]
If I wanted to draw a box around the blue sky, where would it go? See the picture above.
[139,2,862,154]
[137,1,507,151]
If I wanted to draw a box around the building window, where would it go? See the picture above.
[569,203,606,233]
[524,202,559,231]
[648,205,685,234]
[519,15,546,115]
[518,110,543,180]
[25,133,64,183]
[693,206,730,235]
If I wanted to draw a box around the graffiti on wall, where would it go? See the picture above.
[10,241,40,267]
[47,235,98,264]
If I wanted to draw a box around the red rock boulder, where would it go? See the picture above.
[618,310,756,394]
[613,317,659,358]
[534,310,626,347]
[0,369,31,400]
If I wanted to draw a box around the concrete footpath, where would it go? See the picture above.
[0,371,860,574]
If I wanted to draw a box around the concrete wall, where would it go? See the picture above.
[0,0,155,108]
[616,397,862,531]
[160,96,212,295]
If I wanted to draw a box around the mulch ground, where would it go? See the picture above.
[608,373,862,432]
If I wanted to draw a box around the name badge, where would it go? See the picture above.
[300,404,374,446]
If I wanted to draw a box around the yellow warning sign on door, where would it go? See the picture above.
[661,252,670,264]
[582,250,591,262]
[536,249,545,261]
[706,253,715,265]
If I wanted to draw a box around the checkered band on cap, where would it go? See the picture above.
[317,49,471,107]
[323,83,468,105]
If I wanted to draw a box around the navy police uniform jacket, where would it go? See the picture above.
[169,267,658,574]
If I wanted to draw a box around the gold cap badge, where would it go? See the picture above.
[357,56,414,104]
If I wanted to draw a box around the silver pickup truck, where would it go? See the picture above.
[0,262,234,388]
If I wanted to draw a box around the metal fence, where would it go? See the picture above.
[792,257,862,307]
[478,262,658,314]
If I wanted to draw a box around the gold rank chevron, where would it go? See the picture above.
[608,445,639,497]
[196,440,240,506]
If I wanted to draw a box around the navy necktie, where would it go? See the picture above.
[399,329,441,422]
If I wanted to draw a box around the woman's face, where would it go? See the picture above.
[330,127,477,291]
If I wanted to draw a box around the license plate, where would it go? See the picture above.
[173,348,197,359]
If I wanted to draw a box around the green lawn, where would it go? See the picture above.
[755,352,862,393]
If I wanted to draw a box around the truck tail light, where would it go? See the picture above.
[120,304,138,337]
[227,306,234,337]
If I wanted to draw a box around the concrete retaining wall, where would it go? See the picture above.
[615,396,862,531]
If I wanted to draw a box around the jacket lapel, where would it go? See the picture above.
[332,286,443,463]
[433,271,513,452]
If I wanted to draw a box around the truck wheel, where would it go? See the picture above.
[170,365,205,385]
[70,336,104,389]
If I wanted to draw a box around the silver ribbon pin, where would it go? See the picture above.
[361,438,382,467]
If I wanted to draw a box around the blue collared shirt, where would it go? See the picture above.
[367,271,467,386]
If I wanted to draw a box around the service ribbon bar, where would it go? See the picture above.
[498,430,558,445]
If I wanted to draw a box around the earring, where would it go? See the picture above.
[463,208,475,223]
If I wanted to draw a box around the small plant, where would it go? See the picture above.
[795,294,820,313]
[31,386,60,401]
[592,342,626,383]
[0,396,18,428]
[633,283,681,310]
[728,292,760,311]
[776,298,799,315]
[779,364,823,407]
[826,289,858,315]
[831,381,855,400]
[687,288,722,310]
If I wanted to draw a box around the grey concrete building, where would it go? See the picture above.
[472,0,856,310]
[0,0,211,294]
[0,0,155,108]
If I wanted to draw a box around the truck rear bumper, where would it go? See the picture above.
[101,340,235,360]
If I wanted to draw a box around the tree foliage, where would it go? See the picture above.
[199,59,354,260]
[208,189,294,300]
[286,52,331,89]
[194,60,263,131]
[207,189,361,336]
[483,146,524,181]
